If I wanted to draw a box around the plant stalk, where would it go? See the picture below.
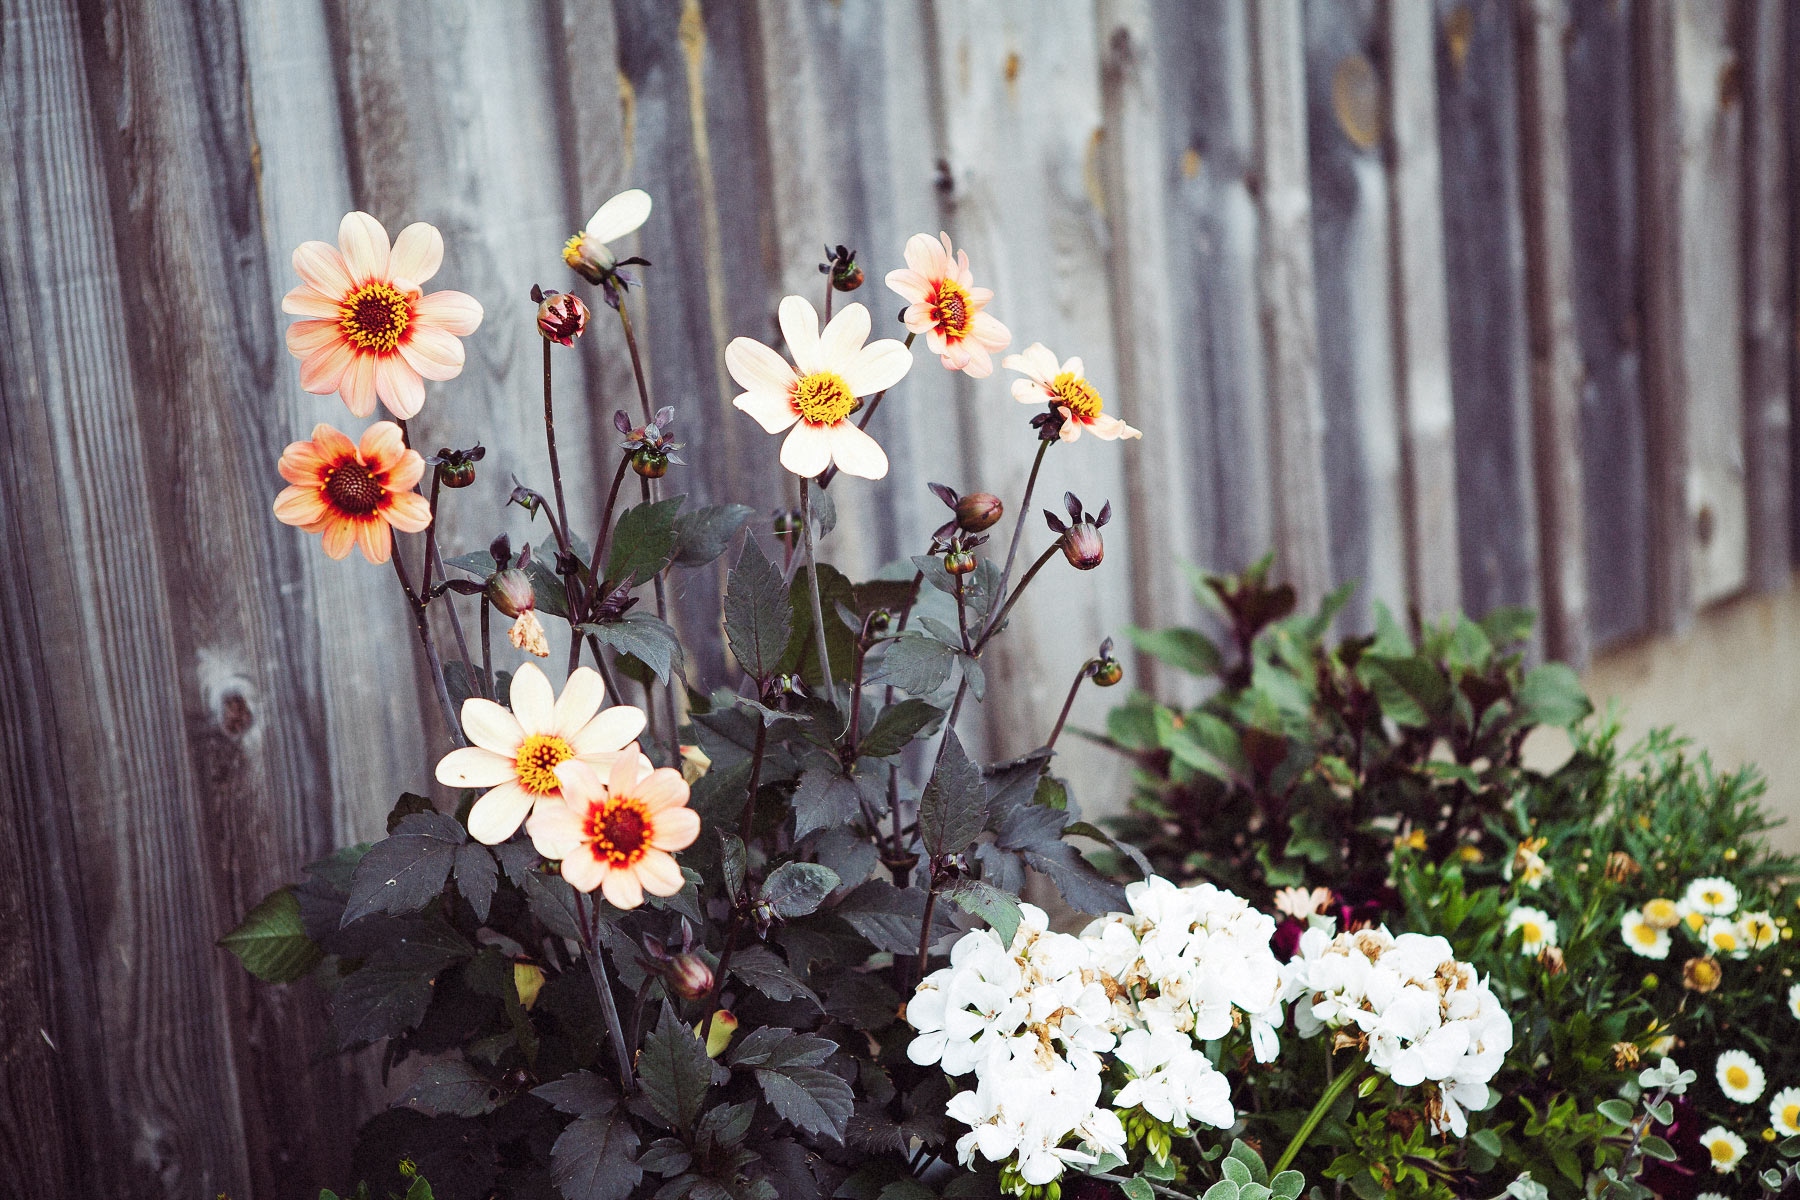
[985,438,1050,628]
[1046,661,1096,752]
[573,888,636,1089]
[1272,1059,1365,1174]
[391,552,465,746]
[800,478,836,703]
[976,542,1060,653]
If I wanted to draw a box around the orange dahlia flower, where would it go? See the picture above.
[526,747,700,910]
[272,421,431,563]
[283,212,484,420]
[885,231,1010,377]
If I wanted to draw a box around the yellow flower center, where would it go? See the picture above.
[1711,1138,1734,1163]
[323,460,382,515]
[1645,899,1678,928]
[1686,911,1706,931]
[1050,371,1103,419]
[1784,1105,1798,1130]
[1704,889,1726,906]
[792,371,856,426]
[514,733,575,794]
[338,281,413,353]
[1520,922,1542,944]
[562,232,589,269]
[1715,930,1739,951]
[583,795,651,867]
[932,279,973,338]
[1632,923,1658,946]
[1727,1066,1751,1089]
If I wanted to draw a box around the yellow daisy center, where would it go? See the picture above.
[1520,922,1542,943]
[1715,931,1739,951]
[1784,1105,1799,1130]
[515,733,575,794]
[1050,371,1103,419]
[338,281,413,353]
[1711,1138,1734,1163]
[932,279,973,338]
[323,460,382,515]
[1645,899,1678,927]
[1727,1066,1751,1089]
[793,371,856,426]
[583,795,651,868]
[1704,889,1726,906]
[562,232,589,269]
[1632,924,1658,946]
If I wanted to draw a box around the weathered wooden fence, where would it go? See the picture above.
[3,0,1794,1194]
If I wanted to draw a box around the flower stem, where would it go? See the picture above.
[391,552,465,747]
[423,473,482,698]
[480,598,493,698]
[573,888,635,1089]
[1272,1059,1365,1175]
[799,477,836,704]
[985,438,1051,631]
[913,885,940,989]
[699,714,764,1048]
[586,454,633,596]
[615,299,654,425]
[975,542,1059,653]
[542,339,573,554]
[1046,661,1097,752]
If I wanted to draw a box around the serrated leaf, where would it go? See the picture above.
[523,868,585,941]
[866,634,957,696]
[945,878,1022,946]
[836,880,930,953]
[858,700,944,758]
[532,1070,619,1116]
[219,887,322,983]
[728,946,822,1009]
[341,812,466,926]
[673,503,754,567]
[721,833,747,900]
[331,939,468,1047]
[792,767,865,841]
[582,613,684,685]
[453,843,498,922]
[728,1026,837,1070]
[917,732,986,857]
[760,862,841,919]
[397,1058,503,1117]
[639,1003,717,1130]
[553,1110,644,1200]
[756,1064,853,1142]
[607,495,686,585]
[725,537,791,681]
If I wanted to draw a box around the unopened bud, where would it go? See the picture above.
[955,492,1004,532]
[513,962,546,1010]
[1060,523,1104,571]
[679,743,711,784]
[944,548,976,576]
[1093,657,1123,687]
[700,1010,737,1058]
[536,290,589,345]
[665,953,714,1001]
[487,568,536,619]
[510,610,551,658]
[631,448,669,479]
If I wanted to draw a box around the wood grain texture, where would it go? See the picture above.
[1566,0,1651,648]
[1434,0,1541,642]
[1516,0,1591,667]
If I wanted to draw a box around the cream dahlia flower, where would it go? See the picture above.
[885,231,1010,377]
[1004,343,1140,442]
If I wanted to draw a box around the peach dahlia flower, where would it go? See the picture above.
[283,212,484,420]
[273,421,430,563]
[527,750,700,910]
[725,296,912,480]
[1004,343,1142,443]
[885,231,1010,377]
[434,663,649,845]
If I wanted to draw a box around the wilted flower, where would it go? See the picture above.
[534,286,589,344]
[1605,851,1641,882]
[887,231,1010,377]
[1504,837,1552,890]
[1044,493,1110,571]
[525,747,700,909]
[509,610,550,658]
[1005,343,1140,442]
[284,212,484,419]
[725,296,911,480]
[1611,1042,1641,1069]
[487,568,535,619]
[273,421,431,563]
[1272,887,1333,920]
[564,189,653,291]
[1683,955,1723,994]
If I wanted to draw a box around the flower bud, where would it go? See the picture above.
[513,962,546,1010]
[665,953,714,1001]
[679,743,712,783]
[1092,657,1123,687]
[820,244,863,292]
[631,448,669,478]
[955,492,1004,532]
[536,290,589,345]
[509,610,551,658]
[1682,956,1722,993]
[944,548,976,576]
[1060,522,1104,570]
[487,568,536,619]
[700,1010,737,1058]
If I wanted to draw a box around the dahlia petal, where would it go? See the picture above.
[779,422,833,478]
[383,491,432,533]
[778,294,822,375]
[606,745,642,794]
[389,222,444,286]
[286,319,340,358]
[383,449,426,492]
[725,336,799,397]
[1058,412,1082,443]
[961,344,995,379]
[635,767,689,812]
[553,667,606,738]
[311,423,357,460]
[901,301,933,330]
[555,758,607,804]
[415,290,484,336]
[968,286,995,306]
[573,705,648,755]
[508,663,556,734]
[940,343,973,371]
[649,807,701,852]
[319,517,357,559]
[840,338,913,397]
[1064,355,1086,379]
[951,246,974,286]
[902,232,943,278]
[358,420,407,467]
[460,698,525,755]
[299,340,356,396]
[340,353,379,417]
[1011,378,1047,405]
[374,355,426,420]
[732,388,799,435]
[924,326,950,357]
[399,327,465,382]
[525,799,584,860]
[971,311,1010,350]
[600,867,644,910]
[825,421,889,480]
[467,780,535,845]
[885,268,931,303]
[436,745,518,788]
[355,518,392,564]
[561,852,605,893]
[292,241,352,297]
[278,442,328,485]
[337,211,391,281]
[818,302,872,371]
[586,188,653,243]
[272,486,328,527]
[635,850,686,896]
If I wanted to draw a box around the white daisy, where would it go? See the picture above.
[1620,910,1672,960]
[1505,906,1558,955]
[1738,911,1778,951]
[1699,1125,1747,1173]
[1702,917,1749,960]
[1641,897,1682,930]
[1770,1086,1800,1136]
[1686,877,1741,916]
[1789,982,1800,1019]
[1716,1050,1766,1103]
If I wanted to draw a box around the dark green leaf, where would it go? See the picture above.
[779,563,857,687]
[724,537,791,681]
[331,937,469,1047]
[697,1098,758,1148]
[342,812,466,926]
[552,1110,644,1200]
[945,878,1022,946]
[397,1059,503,1117]
[866,634,957,696]
[858,700,945,758]
[792,767,865,841]
[523,868,584,941]
[721,833,748,900]
[582,613,685,685]
[760,862,841,919]
[1519,662,1592,727]
[755,1064,853,1142]
[1638,1135,1678,1162]
[607,495,687,585]
[532,1069,619,1116]
[1126,626,1224,677]
[1358,654,1449,728]
[673,503,754,567]
[387,791,435,834]
[639,1002,717,1130]
[728,1027,836,1070]
[453,843,497,922]
[218,887,321,983]
[728,945,822,1009]
[917,732,986,857]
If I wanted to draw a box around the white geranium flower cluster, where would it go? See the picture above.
[1283,925,1513,1136]
[906,879,1286,1188]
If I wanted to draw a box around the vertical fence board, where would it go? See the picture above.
[1741,0,1791,594]
[1434,0,1541,638]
